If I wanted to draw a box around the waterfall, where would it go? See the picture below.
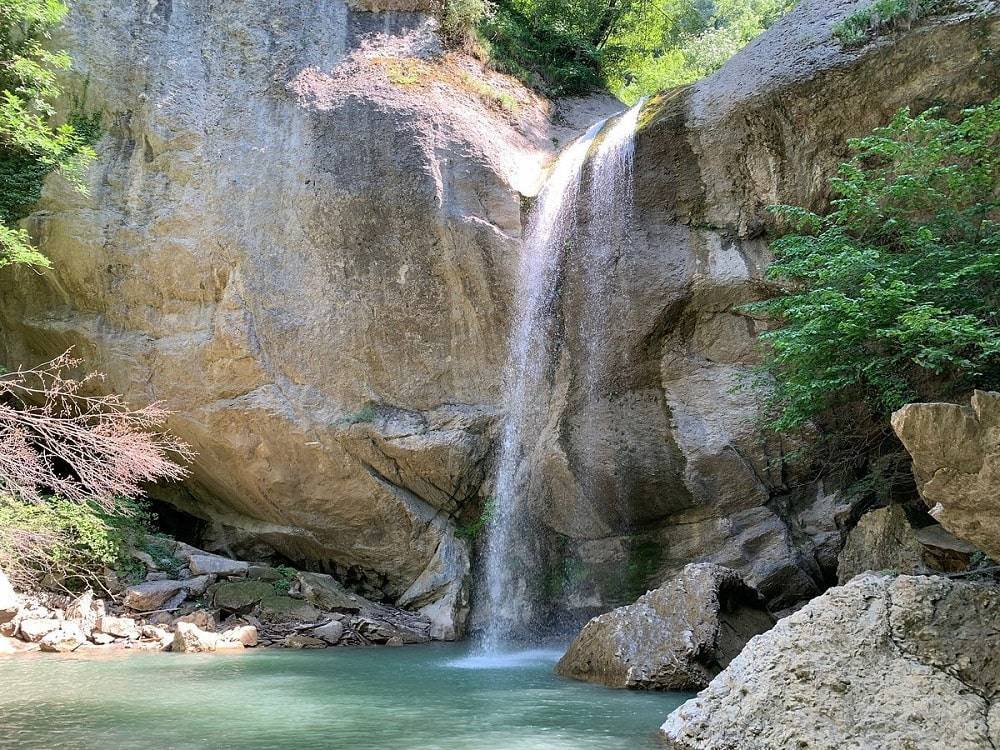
[577,97,647,542]
[480,99,645,652]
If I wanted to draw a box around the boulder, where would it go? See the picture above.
[914,524,978,572]
[0,567,19,624]
[661,574,1000,750]
[209,581,274,612]
[123,580,186,611]
[66,590,106,637]
[555,564,774,690]
[188,554,249,578]
[291,572,364,613]
[175,609,218,632]
[312,620,344,645]
[0,634,32,654]
[222,625,258,647]
[96,616,140,640]
[17,618,63,643]
[892,391,1000,560]
[39,623,86,653]
[258,596,323,624]
[183,575,215,597]
[837,505,924,583]
[140,624,172,646]
[171,622,220,653]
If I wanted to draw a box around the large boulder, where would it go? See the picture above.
[39,623,86,653]
[837,505,925,583]
[123,580,187,611]
[555,564,774,690]
[892,391,1000,561]
[661,574,1000,750]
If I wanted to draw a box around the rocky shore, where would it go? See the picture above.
[0,539,439,655]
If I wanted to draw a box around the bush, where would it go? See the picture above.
[832,0,947,46]
[0,0,98,269]
[442,0,490,43]
[0,495,152,593]
[749,98,1000,433]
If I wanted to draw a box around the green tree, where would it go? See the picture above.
[0,0,96,269]
[478,0,795,99]
[750,99,1000,433]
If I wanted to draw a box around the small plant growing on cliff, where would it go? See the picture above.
[749,98,1000,432]
[0,0,98,268]
[833,0,948,46]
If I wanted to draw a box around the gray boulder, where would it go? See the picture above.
[893,390,1000,561]
[312,620,345,645]
[123,580,187,611]
[188,554,249,577]
[661,574,1000,750]
[291,572,364,613]
[556,563,774,690]
[836,505,925,583]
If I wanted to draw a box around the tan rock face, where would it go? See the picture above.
[837,506,925,583]
[1,0,996,632]
[0,1,548,637]
[555,564,774,690]
[661,574,1000,750]
[892,391,1000,561]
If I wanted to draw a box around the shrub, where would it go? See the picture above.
[0,0,99,268]
[832,0,948,46]
[0,494,152,593]
[749,99,999,434]
[442,0,490,44]
[0,350,194,509]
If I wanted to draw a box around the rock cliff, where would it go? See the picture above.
[0,0,996,633]
[661,574,1000,750]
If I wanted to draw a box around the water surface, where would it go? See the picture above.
[0,644,685,749]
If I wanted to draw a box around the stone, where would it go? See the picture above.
[247,565,282,582]
[396,530,470,640]
[145,571,169,582]
[96,616,140,640]
[17,618,63,643]
[291,572,364,613]
[171,622,219,653]
[188,554,249,578]
[123,580,186,611]
[140,624,171,644]
[312,620,345,645]
[0,567,19,624]
[222,625,258,647]
[892,391,1000,561]
[555,564,774,690]
[283,635,326,649]
[90,632,115,645]
[836,505,924,584]
[175,609,218,632]
[660,574,1000,750]
[65,591,106,637]
[39,623,86,653]
[914,524,978,572]
[210,581,274,612]
[258,596,323,624]
[183,575,215,597]
[0,634,31,654]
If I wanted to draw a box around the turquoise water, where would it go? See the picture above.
[0,644,686,749]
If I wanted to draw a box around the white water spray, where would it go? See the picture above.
[480,100,645,651]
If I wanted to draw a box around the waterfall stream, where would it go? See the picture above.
[480,100,645,652]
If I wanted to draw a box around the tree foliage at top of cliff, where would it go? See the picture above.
[750,98,1000,433]
[0,0,97,269]
[472,0,795,99]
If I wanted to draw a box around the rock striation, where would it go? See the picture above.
[893,391,1000,561]
[555,563,773,690]
[660,574,1000,750]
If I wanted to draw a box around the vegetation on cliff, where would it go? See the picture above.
[0,0,97,269]
[752,99,999,491]
[446,0,796,100]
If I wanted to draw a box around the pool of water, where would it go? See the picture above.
[0,644,687,749]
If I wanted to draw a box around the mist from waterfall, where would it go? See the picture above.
[480,100,645,653]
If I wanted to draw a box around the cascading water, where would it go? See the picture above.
[481,117,607,653]
[576,97,647,543]
[480,99,645,653]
